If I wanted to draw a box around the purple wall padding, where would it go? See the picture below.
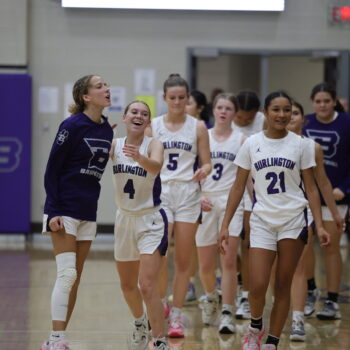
[0,74,32,233]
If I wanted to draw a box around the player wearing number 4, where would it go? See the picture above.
[219,91,330,350]
[196,93,246,333]
[147,74,211,338]
[111,101,169,350]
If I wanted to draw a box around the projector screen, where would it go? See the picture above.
[62,0,285,11]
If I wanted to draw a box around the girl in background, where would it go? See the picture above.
[196,93,245,334]
[303,83,350,320]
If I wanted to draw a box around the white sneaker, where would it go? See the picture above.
[304,289,321,317]
[316,300,341,320]
[129,319,150,350]
[235,299,251,320]
[153,340,169,350]
[290,318,306,341]
[40,340,71,350]
[218,311,235,334]
[201,294,219,325]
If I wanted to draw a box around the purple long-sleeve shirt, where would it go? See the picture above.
[303,112,350,205]
[44,113,113,221]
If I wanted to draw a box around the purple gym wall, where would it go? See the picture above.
[0,74,32,233]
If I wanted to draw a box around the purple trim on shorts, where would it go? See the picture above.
[157,208,168,256]
[153,174,162,207]
[193,155,199,173]
[299,208,308,244]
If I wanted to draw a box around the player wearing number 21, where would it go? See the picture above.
[219,91,330,350]
[111,101,169,350]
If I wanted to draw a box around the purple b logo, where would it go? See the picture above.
[0,137,22,172]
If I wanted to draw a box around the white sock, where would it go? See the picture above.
[206,290,218,300]
[222,304,233,314]
[242,291,249,299]
[135,313,147,325]
[170,306,181,318]
[189,277,195,284]
[49,330,66,343]
[292,310,304,321]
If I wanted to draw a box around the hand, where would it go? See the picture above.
[317,227,331,247]
[333,213,345,233]
[201,197,213,212]
[122,144,141,161]
[218,227,229,255]
[49,216,64,232]
[333,188,345,201]
[193,167,208,182]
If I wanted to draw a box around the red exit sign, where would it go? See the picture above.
[332,6,350,22]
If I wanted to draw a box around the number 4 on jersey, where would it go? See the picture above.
[123,179,135,199]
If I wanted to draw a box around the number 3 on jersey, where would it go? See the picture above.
[266,171,286,194]
[123,179,135,199]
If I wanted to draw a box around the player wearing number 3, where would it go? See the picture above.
[111,101,169,350]
[219,91,330,350]
[148,74,211,338]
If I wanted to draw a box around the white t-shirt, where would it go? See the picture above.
[234,131,315,226]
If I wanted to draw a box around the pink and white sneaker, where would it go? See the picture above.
[168,316,184,338]
[40,340,71,350]
[242,326,265,350]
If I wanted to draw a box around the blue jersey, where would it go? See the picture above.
[44,113,113,221]
[303,112,350,205]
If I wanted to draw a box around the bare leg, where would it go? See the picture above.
[172,221,198,308]
[269,238,304,337]
[139,251,164,338]
[116,260,144,318]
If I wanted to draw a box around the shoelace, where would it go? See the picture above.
[292,319,304,332]
[170,316,182,329]
[132,324,148,342]
[244,329,260,350]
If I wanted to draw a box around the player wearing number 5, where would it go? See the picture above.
[219,91,330,350]
[148,74,211,338]
[111,101,168,350]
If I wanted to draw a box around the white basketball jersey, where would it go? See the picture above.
[112,136,161,213]
[152,115,198,183]
[202,128,244,193]
[234,131,315,226]
[232,111,265,137]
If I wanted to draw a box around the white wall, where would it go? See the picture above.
[0,0,27,66]
[2,0,349,224]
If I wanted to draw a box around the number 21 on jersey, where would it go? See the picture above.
[265,171,286,194]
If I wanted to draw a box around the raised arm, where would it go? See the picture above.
[122,138,163,175]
